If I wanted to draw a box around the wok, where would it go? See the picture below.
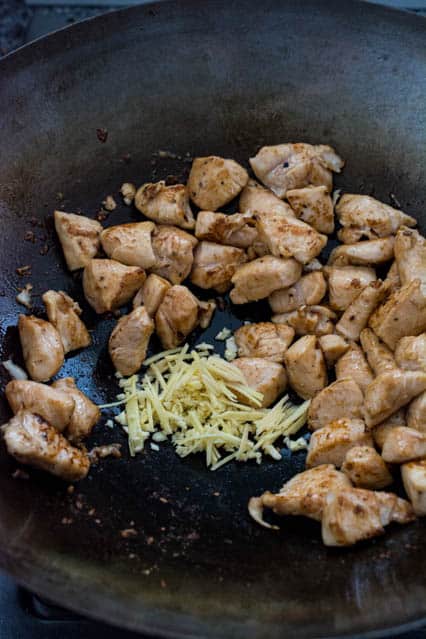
[0,0,425,637]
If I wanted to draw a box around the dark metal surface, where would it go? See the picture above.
[0,1,425,637]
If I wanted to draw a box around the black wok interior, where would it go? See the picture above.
[0,1,426,637]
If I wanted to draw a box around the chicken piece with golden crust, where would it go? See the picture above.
[239,179,296,217]
[42,290,91,354]
[394,227,426,291]
[54,211,102,271]
[381,426,426,464]
[307,378,364,431]
[328,237,395,266]
[134,181,194,230]
[108,306,154,376]
[306,418,373,469]
[286,186,334,234]
[335,343,374,393]
[133,273,171,316]
[234,322,294,363]
[373,409,407,449]
[100,222,157,269]
[151,225,198,285]
[342,446,393,489]
[53,377,100,442]
[194,211,257,248]
[407,392,426,432]
[83,259,146,314]
[360,328,396,376]
[2,411,90,481]
[284,335,327,400]
[364,369,426,427]
[395,333,426,372]
[268,271,327,314]
[272,305,336,337]
[230,256,302,304]
[401,460,426,516]
[5,380,74,432]
[155,286,199,349]
[18,315,64,382]
[336,280,387,342]
[324,265,376,311]
[231,357,287,408]
[187,156,248,211]
[318,334,349,366]
[190,241,246,293]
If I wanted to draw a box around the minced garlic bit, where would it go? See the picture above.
[284,436,309,452]
[215,327,232,341]
[224,336,238,361]
[106,345,309,469]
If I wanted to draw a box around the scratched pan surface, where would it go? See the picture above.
[0,0,426,637]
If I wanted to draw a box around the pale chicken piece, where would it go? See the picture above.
[382,427,426,464]
[5,380,74,432]
[2,411,90,481]
[395,333,426,372]
[150,225,198,285]
[187,156,249,211]
[342,446,393,489]
[272,305,336,337]
[407,392,426,433]
[360,328,396,376]
[284,335,327,400]
[256,211,327,265]
[328,237,395,266]
[134,181,195,229]
[364,369,426,427]
[394,227,426,291]
[306,418,373,468]
[336,280,387,342]
[318,334,349,365]
[335,343,374,393]
[324,265,376,311]
[194,211,258,248]
[384,260,401,294]
[54,211,102,271]
[286,186,334,234]
[303,258,323,273]
[190,241,246,293]
[249,143,344,198]
[53,377,100,442]
[335,195,416,243]
[239,179,296,217]
[42,290,91,354]
[108,306,155,376]
[133,273,171,316]
[197,299,216,329]
[18,315,64,382]
[155,286,199,349]
[321,487,415,547]
[100,222,157,269]
[373,409,407,449]
[234,322,294,363]
[307,378,364,431]
[401,460,426,515]
[230,256,302,304]
[268,272,327,313]
[83,259,146,314]
[231,358,287,408]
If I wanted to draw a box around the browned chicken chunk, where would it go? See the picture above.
[325,265,377,311]
[190,241,246,293]
[407,392,426,432]
[286,185,334,234]
[364,369,426,427]
[234,322,294,363]
[335,343,374,393]
[150,225,198,285]
[53,377,100,442]
[42,290,91,354]
[54,210,102,271]
[194,210,257,248]
[83,259,146,314]
[155,286,199,349]
[5,380,74,432]
[284,335,327,400]
[307,378,364,431]
[18,315,64,382]
[336,280,387,341]
[239,179,296,217]
[360,328,396,376]
[382,427,426,464]
[256,211,327,264]
[318,334,349,365]
[230,256,302,304]
[342,446,393,489]
[395,333,426,372]
[134,181,195,229]
[306,418,373,469]
[384,260,401,294]
[268,271,327,313]
[100,222,156,269]
[231,357,287,408]
[187,156,249,210]
[133,273,171,316]
[272,305,336,337]
[401,460,426,515]
[328,237,395,266]
[373,409,407,449]
[108,306,155,376]
[394,227,426,290]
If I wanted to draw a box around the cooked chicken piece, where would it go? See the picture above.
[335,195,416,243]
[307,378,364,431]
[384,260,401,294]
[18,315,64,382]
[364,369,426,427]
[5,380,74,432]
[335,343,374,393]
[324,265,376,311]
[407,392,426,432]
[318,334,349,365]
[360,328,396,376]
[52,377,100,442]
[286,186,334,234]
[54,211,102,271]
[401,460,426,515]
[190,241,247,293]
[256,211,327,265]
[231,357,287,408]
[197,299,216,329]
[230,256,302,304]
[234,322,294,363]
[336,280,387,341]
[268,272,326,313]
[249,143,344,197]
[342,446,393,489]
[108,306,154,376]
[42,290,91,354]
[150,225,198,285]
[272,305,336,337]
[83,259,146,314]
[187,156,248,211]
[194,211,257,248]
[369,279,426,350]
[100,222,156,269]
[321,487,414,547]
[328,237,395,266]
[395,334,426,372]
[394,227,426,291]
[306,418,373,468]
[303,258,323,273]
[133,273,171,316]
[246,240,269,260]
[134,181,194,229]
[155,286,199,349]
[284,335,327,400]
[239,179,296,217]
[382,426,426,464]
[2,411,90,481]
[373,409,407,449]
